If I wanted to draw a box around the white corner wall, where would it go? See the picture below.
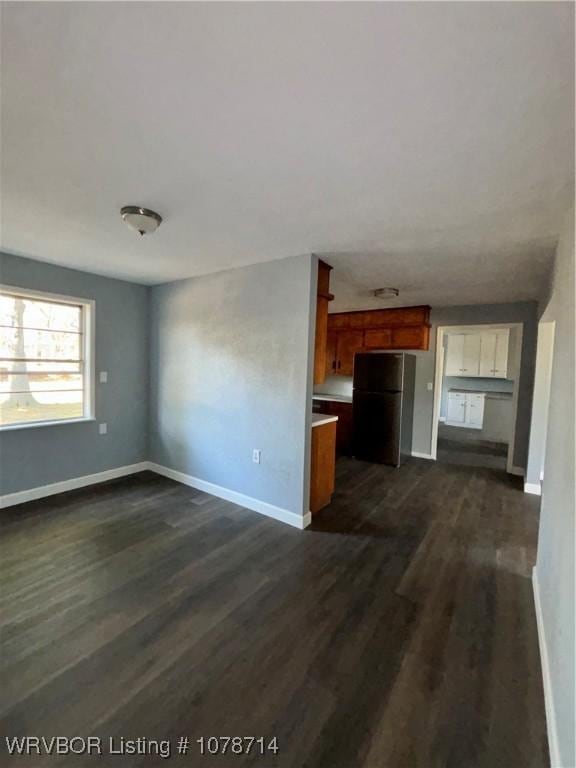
[533,206,575,768]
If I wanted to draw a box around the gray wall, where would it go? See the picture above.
[0,252,149,495]
[535,208,575,768]
[411,302,538,467]
[149,254,314,518]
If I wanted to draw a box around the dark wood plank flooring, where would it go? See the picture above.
[437,423,508,470]
[0,459,548,767]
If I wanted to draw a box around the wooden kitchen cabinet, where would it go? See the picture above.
[313,261,334,385]
[325,331,338,377]
[325,305,431,375]
[335,330,364,376]
[310,420,337,514]
[330,401,353,454]
[314,399,354,455]
[364,328,392,348]
[390,325,429,350]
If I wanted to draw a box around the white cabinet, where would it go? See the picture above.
[479,330,509,378]
[462,334,481,376]
[445,333,480,376]
[445,334,464,376]
[446,330,509,379]
[446,392,466,423]
[466,393,485,427]
[446,392,485,429]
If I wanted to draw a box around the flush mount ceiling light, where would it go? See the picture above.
[373,287,399,299]
[120,206,162,236]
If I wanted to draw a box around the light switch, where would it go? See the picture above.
[99,371,108,383]
[427,382,433,391]
[99,423,107,435]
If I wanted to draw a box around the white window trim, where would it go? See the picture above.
[0,284,95,431]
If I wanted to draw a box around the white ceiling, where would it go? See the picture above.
[1,2,573,306]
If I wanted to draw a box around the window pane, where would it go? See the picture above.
[0,290,87,426]
[0,372,83,394]
[0,327,81,360]
[0,361,81,375]
[0,295,81,332]
[0,390,83,425]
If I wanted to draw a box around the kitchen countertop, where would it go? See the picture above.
[449,388,513,400]
[312,393,353,403]
[448,388,512,397]
[311,413,339,428]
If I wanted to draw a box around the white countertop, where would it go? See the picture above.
[449,388,513,399]
[311,413,339,428]
[312,393,353,404]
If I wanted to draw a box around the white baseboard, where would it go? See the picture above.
[0,462,149,510]
[438,416,447,423]
[532,567,561,768]
[411,451,434,460]
[147,462,310,530]
[524,481,542,496]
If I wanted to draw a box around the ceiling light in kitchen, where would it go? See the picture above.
[120,206,162,236]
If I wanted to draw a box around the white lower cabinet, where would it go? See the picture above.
[446,392,485,429]
[446,392,466,423]
[466,393,485,427]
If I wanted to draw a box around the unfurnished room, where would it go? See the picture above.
[0,3,574,767]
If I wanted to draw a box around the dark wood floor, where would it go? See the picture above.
[437,423,508,470]
[0,458,548,767]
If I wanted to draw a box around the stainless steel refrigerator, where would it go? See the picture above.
[352,352,416,466]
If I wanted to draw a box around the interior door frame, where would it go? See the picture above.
[430,322,524,475]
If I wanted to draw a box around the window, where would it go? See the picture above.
[0,286,94,428]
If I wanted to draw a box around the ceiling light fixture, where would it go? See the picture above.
[121,206,162,236]
[373,287,399,299]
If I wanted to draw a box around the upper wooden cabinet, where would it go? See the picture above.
[390,325,430,350]
[333,306,430,330]
[313,261,334,385]
[335,330,364,376]
[364,328,392,348]
[325,306,431,376]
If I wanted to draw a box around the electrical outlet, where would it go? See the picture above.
[99,371,108,383]
[99,423,108,435]
[427,382,433,391]
[252,449,261,464]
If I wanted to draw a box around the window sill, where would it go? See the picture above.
[0,417,96,432]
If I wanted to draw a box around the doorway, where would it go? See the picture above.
[431,323,524,473]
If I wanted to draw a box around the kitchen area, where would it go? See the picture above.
[437,325,518,470]
[309,260,430,514]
